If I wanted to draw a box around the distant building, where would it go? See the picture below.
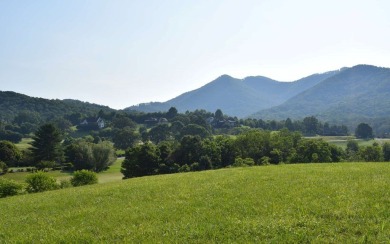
[80,117,105,129]
[206,116,237,128]
[159,118,169,124]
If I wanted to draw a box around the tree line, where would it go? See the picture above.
[121,128,390,179]
[0,107,382,180]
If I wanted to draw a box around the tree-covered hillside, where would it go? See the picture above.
[0,91,114,122]
[251,65,390,123]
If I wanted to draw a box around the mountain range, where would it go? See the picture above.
[126,70,341,117]
[251,65,390,122]
[2,64,390,128]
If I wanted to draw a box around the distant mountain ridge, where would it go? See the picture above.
[126,70,340,117]
[3,64,389,129]
[251,65,390,124]
[0,91,113,122]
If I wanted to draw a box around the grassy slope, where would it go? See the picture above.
[1,163,390,243]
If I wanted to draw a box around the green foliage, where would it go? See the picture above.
[180,124,210,139]
[0,178,23,198]
[260,156,271,165]
[0,130,23,143]
[112,128,140,150]
[175,135,203,166]
[214,109,224,120]
[30,124,64,164]
[234,129,271,162]
[25,172,58,193]
[0,91,113,124]
[290,139,332,163]
[383,142,390,161]
[358,143,383,162]
[121,142,161,179]
[232,157,255,167]
[71,170,98,187]
[59,179,72,189]
[91,142,117,172]
[112,116,137,129]
[166,107,178,119]
[148,124,171,143]
[35,161,56,170]
[303,116,319,136]
[0,140,22,165]
[0,161,8,174]
[66,141,116,172]
[355,123,374,139]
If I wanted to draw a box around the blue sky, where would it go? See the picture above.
[1,0,389,109]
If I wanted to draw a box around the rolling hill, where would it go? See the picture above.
[251,65,390,123]
[126,71,339,117]
[1,163,390,242]
[0,91,114,122]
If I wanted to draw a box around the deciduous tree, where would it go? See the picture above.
[355,123,373,139]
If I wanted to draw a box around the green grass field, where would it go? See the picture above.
[3,158,125,184]
[1,163,390,242]
[15,138,33,150]
[307,136,390,149]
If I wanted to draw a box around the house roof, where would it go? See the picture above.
[84,117,101,123]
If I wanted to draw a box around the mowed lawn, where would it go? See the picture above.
[1,163,390,243]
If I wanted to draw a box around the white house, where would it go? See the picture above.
[80,117,105,129]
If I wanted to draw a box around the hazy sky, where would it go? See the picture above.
[1,0,389,109]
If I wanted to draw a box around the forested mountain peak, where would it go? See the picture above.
[126,69,338,117]
[250,64,390,128]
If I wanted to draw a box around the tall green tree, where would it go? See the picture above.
[148,124,171,143]
[166,107,178,119]
[121,143,160,179]
[383,142,390,161]
[112,128,140,150]
[30,124,64,164]
[355,123,373,139]
[215,109,224,120]
[302,116,319,136]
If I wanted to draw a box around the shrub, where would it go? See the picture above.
[35,161,56,170]
[190,162,200,171]
[0,161,8,175]
[59,179,72,189]
[178,164,191,172]
[25,172,58,193]
[71,170,98,187]
[260,156,271,165]
[233,157,255,167]
[0,178,23,198]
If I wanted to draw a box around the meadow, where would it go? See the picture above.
[1,163,390,243]
[307,136,390,149]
